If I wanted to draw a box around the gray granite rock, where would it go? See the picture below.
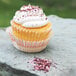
[0,15,76,76]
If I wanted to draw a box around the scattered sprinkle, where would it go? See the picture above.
[45,18,47,20]
[27,61,29,63]
[17,19,19,20]
[32,58,52,72]
[22,15,24,17]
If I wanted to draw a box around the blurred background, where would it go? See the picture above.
[0,0,76,27]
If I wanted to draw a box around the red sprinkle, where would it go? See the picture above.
[22,15,24,17]
[17,19,19,20]
[45,18,47,20]
[33,58,52,72]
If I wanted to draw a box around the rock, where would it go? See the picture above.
[0,15,76,76]
[0,62,37,76]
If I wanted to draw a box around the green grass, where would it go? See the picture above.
[0,0,76,27]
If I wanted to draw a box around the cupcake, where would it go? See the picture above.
[7,4,52,52]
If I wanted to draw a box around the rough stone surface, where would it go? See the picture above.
[0,15,76,76]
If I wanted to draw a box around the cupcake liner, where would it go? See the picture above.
[12,41,47,52]
[12,22,52,41]
[6,27,53,52]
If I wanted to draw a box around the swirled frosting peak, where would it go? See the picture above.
[12,4,48,28]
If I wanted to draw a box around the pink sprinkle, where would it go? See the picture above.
[23,5,27,7]
[27,8,31,11]
[34,9,37,11]
[17,19,19,20]
[22,15,24,17]
[45,18,47,20]
[41,14,43,17]
[32,58,52,72]
[19,10,27,12]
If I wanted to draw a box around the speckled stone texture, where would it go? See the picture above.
[0,15,76,76]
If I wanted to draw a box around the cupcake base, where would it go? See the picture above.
[6,27,52,53]
[12,41,47,52]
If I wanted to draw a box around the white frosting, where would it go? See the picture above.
[12,4,48,27]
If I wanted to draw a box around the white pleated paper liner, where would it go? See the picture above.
[6,27,53,52]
